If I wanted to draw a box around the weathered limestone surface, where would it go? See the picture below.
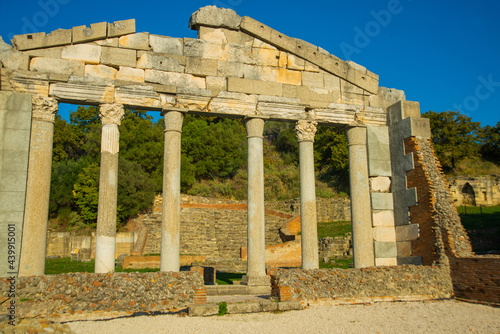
[18,96,58,276]
[0,92,32,277]
[95,104,124,273]
[296,120,319,269]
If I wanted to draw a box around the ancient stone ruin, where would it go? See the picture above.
[0,6,498,314]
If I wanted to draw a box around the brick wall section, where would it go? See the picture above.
[271,265,452,302]
[448,256,500,304]
[0,271,204,318]
[405,137,438,265]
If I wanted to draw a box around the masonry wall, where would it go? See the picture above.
[271,265,453,302]
[266,197,351,222]
[0,271,204,318]
[0,91,32,277]
[448,176,500,207]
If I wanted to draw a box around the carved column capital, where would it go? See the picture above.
[99,104,125,126]
[31,95,58,123]
[295,120,318,142]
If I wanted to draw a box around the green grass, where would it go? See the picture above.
[458,205,500,253]
[319,258,352,269]
[45,257,161,275]
[215,272,245,285]
[317,221,351,239]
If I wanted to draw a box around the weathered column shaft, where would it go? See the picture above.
[160,110,184,272]
[95,104,124,273]
[296,120,319,270]
[241,118,268,285]
[19,96,58,276]
[347,126,375,268]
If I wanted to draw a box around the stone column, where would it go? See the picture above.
[241,118,269,286]
[346,126,375,268]
[296,120,319,269]
[94,104,124,273]
[18,96,58,276]
[160,110,184,272]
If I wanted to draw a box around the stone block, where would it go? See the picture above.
[370,176,391,192]
[323,73,340,91]
[397,256,422,265]
[375,257,397,266]
[198,27,228,44]
[25,47,63,59]
[295,40,322,67]
[278,51,287,68]
[287,54,305,70]
[302,71,324,88]
[282,84,298,98]
[346,66,379,94]
[296,86,334,104]
[277,301,302,311]
[410,117,431,139]
[188,304,219,317]
[367,126,392,177]
[1,109,31,131]
[221,44,254,64]
[260,302,278,312]
[0,191,26,212]
[95,38,119,47]
[137,53,185,72]
[1,149,29,172]
[217,61,244,78]
[253,38,277,50]
[396,224,419,241]
[252,48,279,67]
[108,19,136,38]
[185,57,218,77]
[0,91,32,113]
[2,128,30,151]
[276,68,301,85]
[72,22,107,43]
[372,226,396,242]
[206,76,226,96]
[100,47,136,67]
[240,16,273,42]
[227,77,282,96]
[0,171,28,192]
[189,6,242,31]
[61,44,101,64]
[270,30,296,53]
[321,54,348,79]
[116,67,144,82]
[85,64,117,81]
[49,82,115,104]
[403,100,421,118]
[119,33,149,50]
[397,241,411,257]
[30,57,84,76]
[0,50,29,71]
[183,39,223,59]
[372,210,395,227]
[374,241,397,258]
[145,70,206,90]
[227,302,262,314]
[371,193,394,210]
[149,35,183,55]
[305,61,320,73]
[244,65,276,82]
[12,29,71,51]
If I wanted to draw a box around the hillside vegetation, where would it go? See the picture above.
[49,107,499,230]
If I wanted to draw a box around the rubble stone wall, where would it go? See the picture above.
[271,264,453,302]
[0,271,204,318]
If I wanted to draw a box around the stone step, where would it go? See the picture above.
[188,300,302,316]
[205,284,271,296]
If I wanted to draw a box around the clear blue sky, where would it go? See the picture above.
[1,0,499,126]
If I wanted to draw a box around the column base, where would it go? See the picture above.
[240,274,270,286]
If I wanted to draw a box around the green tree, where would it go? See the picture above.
[422,110,481,172]
[73,163,100,227]
[49,160,84,216]
[314,127,349,192]
[480,122,500,164]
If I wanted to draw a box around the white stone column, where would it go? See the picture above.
[296,120,319,269]
[18,96,58,276]
[160,110,184,272]
[346,126,375,268]
[241,118,269,286]
[94,104,124,273]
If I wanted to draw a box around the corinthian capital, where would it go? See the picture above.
[295,120,318,142]
[31,95,58,123]
[99,104,124,126]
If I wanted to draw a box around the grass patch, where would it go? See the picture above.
[217,301,228,316]
[45,257,161,275]
[216,272,245,285]
[319,258,352,269]
[317,221,351,239]
[458,205,500,253]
